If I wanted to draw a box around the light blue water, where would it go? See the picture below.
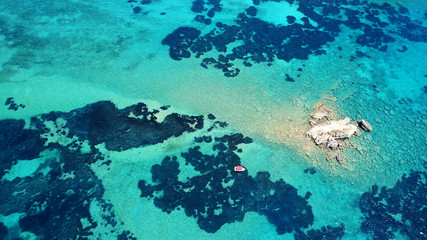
[0,0,426,239]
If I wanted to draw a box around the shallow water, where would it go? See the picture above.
[0,0,426,239]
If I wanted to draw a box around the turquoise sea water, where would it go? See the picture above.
[0,0,426,239]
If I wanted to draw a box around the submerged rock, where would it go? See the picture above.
[310,111,330,120]
[336,154,344,163]
[358,119,373,131]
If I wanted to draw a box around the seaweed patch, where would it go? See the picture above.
[126,0,158,14]
[158,0,426,77]
[138,132,315,234]
[4,97,25,111]
[192,0,222,25]
[0,101,204,239]
[0,119,46,179]
[359,171,427,240]
[294,224,346,240]
[0,99,319,237]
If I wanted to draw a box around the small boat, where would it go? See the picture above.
[234,165,246,172]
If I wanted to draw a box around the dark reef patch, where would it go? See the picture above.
[303,167,317,175]
[117,231,138,240]
[140,0,153,4]
[246,6,257,16]
[0,132,107,238]
[191,0,222,24]
[17,148,106,239]
[161,27,202,60]
[127,0,157,13]
[0,119,46,179]
[0,222,7,239]
[4,97,25,111]
[285,74,295,82]
[207,113,216,120]
[355,50,369,58]
[0,101,204,239]
[132,6,141,14]
[294,224,345,240]
[56,101,204,151]
[359,171,427,240]
[138,132,314,234]
[0,100,319,238]
[158,0,426,77]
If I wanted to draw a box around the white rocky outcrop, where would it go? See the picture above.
[306,117,357,149]
[358,119,373,132]
[305,103,373,163]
